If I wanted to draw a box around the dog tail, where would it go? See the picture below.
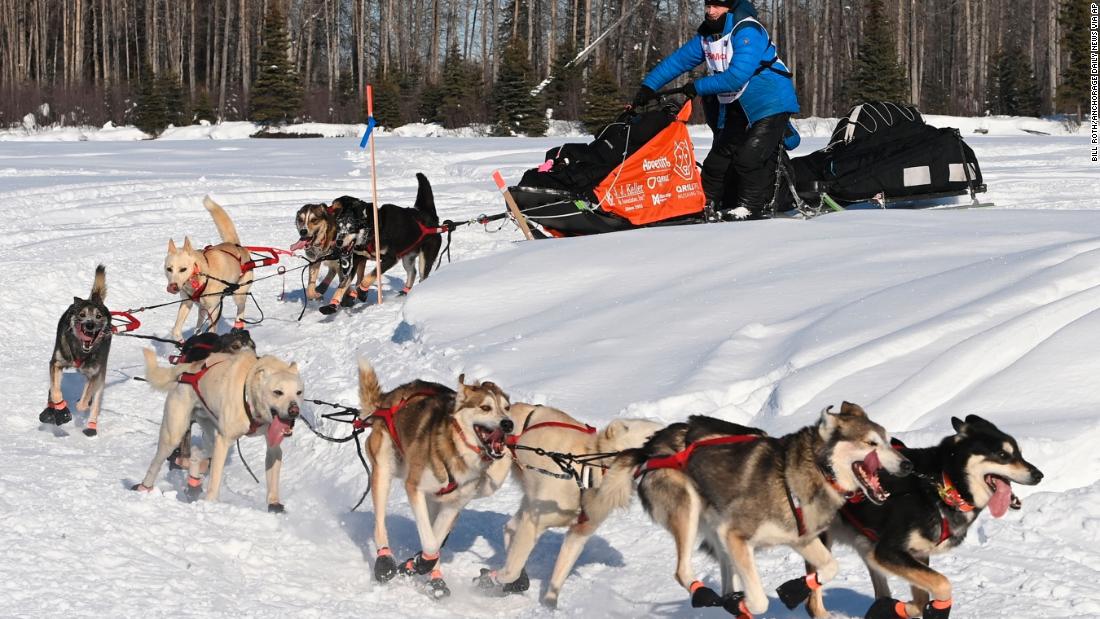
[583,447,647,524]
[203,195,241,246]
[90,264,107,303]
[358,358,383,413]
[143,348,184,391]
[413,173,438,225]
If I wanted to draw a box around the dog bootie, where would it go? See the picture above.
[82,420,98,437]
[340,291,358,307]
[374,548,398,583]
[503,568,529,594]
[866,597,910,619]
[776,573,821,609]
[267,502,285,514]
[319,303,339,315]
[426,571,450,599]
[473,568,529,596]
[39,401,72,426]
[401,551,439,576]
[923,599,951,619]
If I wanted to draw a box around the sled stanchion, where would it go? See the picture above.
[493,170,535,240]
[364,84,384,305]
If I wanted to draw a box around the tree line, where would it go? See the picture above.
[0,0,1092,135]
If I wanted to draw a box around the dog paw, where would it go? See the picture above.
[130,483,154,492]
[401,552,439,576]
[776,575,814,609]
[540,594,558,610]
[866,597,909,619]
[267,502,285,514]
[39,406,72,426]
[374,554,398,583]
[427,577,450,599]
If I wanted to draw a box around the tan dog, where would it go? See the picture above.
[358,360,513,599]
[477,403,661,608]
[164,196,253,341]
[133,347,303,512]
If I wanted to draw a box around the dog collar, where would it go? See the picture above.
[937,472,975,512]
[186,264,207,301]
[817,460,864,502]
[452,419,492,462]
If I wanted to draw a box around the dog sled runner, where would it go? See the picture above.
[507,100,707,237]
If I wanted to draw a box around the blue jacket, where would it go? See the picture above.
[641,11,800,128]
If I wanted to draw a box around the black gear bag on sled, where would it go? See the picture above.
[775,101,987,213]
[508,99,707,236]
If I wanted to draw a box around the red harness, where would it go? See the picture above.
[177,360,225,415]
[840,471,968,546]
[361,221,446,260]
[505,420,597,451]
[355,391,437,456]
[633,434,761,478]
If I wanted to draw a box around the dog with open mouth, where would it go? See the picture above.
[41,265,113,436]
[316,173,443,314]
[357,360,513,599]
[133,346,303,513]
[601,402,911,617]
[290,201,363,305]
[806,414,1044,619]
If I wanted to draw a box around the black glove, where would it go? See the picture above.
[679,81,697,98]
[631,86,656,108]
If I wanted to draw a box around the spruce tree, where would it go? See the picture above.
[156,72,185,128]
[371,70,403,128]
[846,0,910,104]
[491,38,547,136]
[1058,0,1090,116]
[543,43,584,121]
[133,68,167,137]
[988,48,1042,117]
[191,89,216,124]
[250,4,302,125]
[437,42,484,128]
[581,63,624,135]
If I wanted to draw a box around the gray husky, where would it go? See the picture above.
[600,403,912,617]
[41,265,112,436]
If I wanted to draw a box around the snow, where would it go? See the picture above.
[1,123,1098,618]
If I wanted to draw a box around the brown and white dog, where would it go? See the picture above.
[358,360,513,599]
[290,202,362,305]
[601,403,912,617]
[133,347,303,512]
[476,403,661,608]
[163,196,253,341]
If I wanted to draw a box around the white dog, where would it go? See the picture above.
[477,403,661,608]
[133,348,303,512]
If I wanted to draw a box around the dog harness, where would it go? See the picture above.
[358,220,447,260]
[177,360,225,414]
[353,390,468,496]
[840,468,968,547]
[506,413,600,525]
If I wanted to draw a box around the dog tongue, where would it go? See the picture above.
[862,449,881,472]
[989,477,1011,518]
[267,416,291,448]
[289,239,309,251]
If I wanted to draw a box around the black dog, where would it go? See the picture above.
[806,414,1044,619]
[165,329,257,477]
[319,173,443,314]
[42,265,113,436]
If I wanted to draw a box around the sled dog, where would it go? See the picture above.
[806,414,1044,619]
[320,173,442,314]
[290,202,362,304]
[603,403,912,617]
[134,347,303,512]
[165,329,258,474]
[163,196,253,341]
[475,403,661,608]
[358,360,512,598]
[41,265,112,436]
